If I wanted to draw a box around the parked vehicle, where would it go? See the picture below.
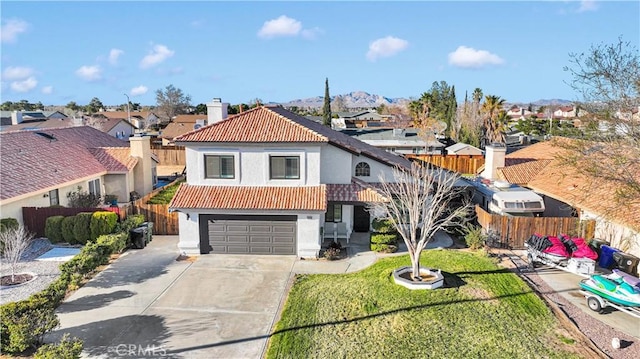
[465,177,545,217]
[579,269,640,318]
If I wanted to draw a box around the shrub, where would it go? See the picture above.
[34,333,83,359]
[370,243,398,253]
[0,297,59,355]
[66,186,101,208]
[371,218,395,233]
[96,233,129,254]
[370,232,397,245]
[115,214,145,234]
[72,212,93,245]
[61,216,76,244]
[0,217,19,232]
[463,224,487,250]
[89,211,118,241]
[44,216,65,243]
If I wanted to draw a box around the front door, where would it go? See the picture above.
[353,205,370,232]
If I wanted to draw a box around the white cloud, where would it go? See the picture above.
[578,0,598,12]
[301,27,323,40]
[448,46,505,69]
[108,49,124,65]
[41,85,53,94]
[75,65,103,81]
[258,15,302,38]
[2,66,34,81]
[10,76,37,92]
[130,85,148,96]
[1,19,29,43]
[366,36,409,62]
[140,44,174,69]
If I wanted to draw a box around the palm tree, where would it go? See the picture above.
[481,95,506,146]
[409,92,435,128]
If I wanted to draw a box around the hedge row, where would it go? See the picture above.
[44,211,118,244]
[370,218,399,253]
[0,216,143,355]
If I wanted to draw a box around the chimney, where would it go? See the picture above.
[207,98,229,126]
[11,111,23,125]
[129,135,153,196]
[481,143,506,180]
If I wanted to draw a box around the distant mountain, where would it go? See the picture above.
[283,91,410,109]
[528,99,573,106]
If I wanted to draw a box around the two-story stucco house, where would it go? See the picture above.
[169,99,412,258]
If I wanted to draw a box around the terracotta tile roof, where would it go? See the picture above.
[0,127,131,201]
[174,114,207,123]
[169,184,327,211]
[88,147,138,173]
[502,139,640,231]
[327,177,388,203]
[175,105,412,170]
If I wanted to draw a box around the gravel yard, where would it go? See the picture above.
[0,238,70,305]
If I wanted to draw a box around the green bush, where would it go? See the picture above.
[371,218,395,233]
[115,214,145,234]
[44,216,65,243]
[34,333,83,359]
[463,224,487,250]
[61,216,76,244]
[0,297,59,355]
[370,243,398,253]
[72,212,93,245]
[96,233,129,254]
[89,211,118,241]
[0,217,19,232]
[370,232,397,245]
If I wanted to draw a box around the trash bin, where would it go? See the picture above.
[129,227,147,249]
[141,222,153,243]
[612,251,639,276]
[598,245,620,269]
[588,238,610,257]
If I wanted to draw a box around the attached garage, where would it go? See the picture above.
[199,215,297,255]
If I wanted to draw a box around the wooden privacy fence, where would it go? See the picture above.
[126,178,181,235]
[22,206,126,238]
[405,154,485,174]
[151,145,185,166]
[475,205,596,249]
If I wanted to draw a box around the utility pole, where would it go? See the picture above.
[124,93,131,135]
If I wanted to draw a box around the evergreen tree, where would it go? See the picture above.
[322,78,331,127]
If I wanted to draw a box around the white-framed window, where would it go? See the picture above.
[205,155,235,179]
[355,162,370,177]
[49,189,59,206]
[270,156,300,179]
[88,179,101,197]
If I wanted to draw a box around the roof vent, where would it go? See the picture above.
[35,132,57,142]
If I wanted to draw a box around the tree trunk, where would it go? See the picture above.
[412,252,421,281]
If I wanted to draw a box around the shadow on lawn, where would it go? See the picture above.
[170,287,542,354]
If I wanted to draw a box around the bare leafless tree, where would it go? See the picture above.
[0,226,35,282]
[370,163,470,280]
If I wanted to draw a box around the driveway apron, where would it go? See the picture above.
[51,236,296,359]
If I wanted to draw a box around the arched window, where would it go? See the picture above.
[355,162,370,177]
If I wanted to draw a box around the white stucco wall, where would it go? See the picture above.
[297,213,321,258]
[108,121,135,138]
[104,173,131,203]
[177,211,200,255]
[582,210,640,263]
[353,155,396,183]
[186,144,321,186]
[320,144,352,184]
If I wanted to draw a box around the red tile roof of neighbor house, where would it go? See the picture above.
[175,105,412,170]
[88,147,139,173]
[498,139,640,231]
[173,114,207,123]
[0,126,133,201]
[169,184,327,211]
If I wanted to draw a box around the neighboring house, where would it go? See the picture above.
[0,110,62,131]
[159,114,209,145]
[94,110,159,130]
[0,126,158,224]
[332,111,388,129]
[506,106,533,121]
[446,142,483,156]
[553,106,577,119]
[341,128,445,155]
[85,117,137,139]
[495,139,639,258]
[169,100,412,258]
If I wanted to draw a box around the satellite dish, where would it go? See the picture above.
[193,123,203,130]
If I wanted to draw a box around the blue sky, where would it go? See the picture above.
[1,1,638,107]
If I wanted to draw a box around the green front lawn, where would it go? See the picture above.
[266,250,580,358]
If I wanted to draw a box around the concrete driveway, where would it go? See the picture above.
[50,236,296,359]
